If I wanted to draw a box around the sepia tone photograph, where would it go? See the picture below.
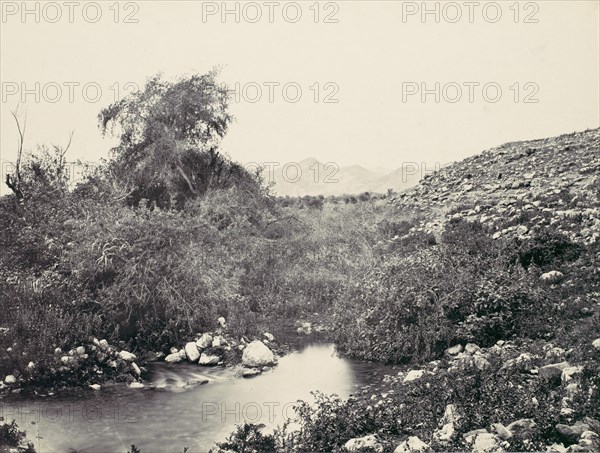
[0,1,599,452]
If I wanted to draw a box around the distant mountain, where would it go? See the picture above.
[262,159,422,197]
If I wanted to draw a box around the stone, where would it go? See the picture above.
[474,356,491,370]
[199,353,220,366]
[184,342,200,362]
[297,322,312,334]
[507,418,537,439]
[491,423,513,441]
[76,346,86,355]
[442,404,461,425]
[344,434,383,452]
[579,431,600,451]
[263,332,275,342]
[212,336,222,348]
[447,344,464,355]
[242,368,261,378]
[474,432,505,453]
[539,362,571,380]
[540,271,565,284]
[465,343,480,354]
[131,363,141,376]
[4,375,17,384]
[218,317,226,327]
[547,443,567,452]
[89,384,101,390]
[129,382,144,389]
[394,436,430,453]
[98,339,109,350]
[464,429,489,444]
[556,422,591,444]
[118,350,136,362]
[561,366,583,383]
[61,356,75,365]
[592,338,600,351]
[403,369,427,383]
[242,341,275,367]
[164,353,183,363]
[196,333,213,349]
[434,423,455,444]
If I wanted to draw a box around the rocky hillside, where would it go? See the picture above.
[393,128,600,245]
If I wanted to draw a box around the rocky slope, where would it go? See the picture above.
[393,128,600,244]
[338,128,600,453]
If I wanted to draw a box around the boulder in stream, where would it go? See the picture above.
[242,341,275,367]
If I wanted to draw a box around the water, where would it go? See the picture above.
[0,342,394,452]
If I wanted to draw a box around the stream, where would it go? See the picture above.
[0,341,395,452]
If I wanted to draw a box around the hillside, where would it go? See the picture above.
[393,128,600,244]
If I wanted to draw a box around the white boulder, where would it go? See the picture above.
[118,350,136,362]
[165,353,183,363]
[196,333,213,349]
[394,436,429,453]
[199,353,220,365]
[344,434,383,452]
[242,340,275,367]
[184,342,200,362]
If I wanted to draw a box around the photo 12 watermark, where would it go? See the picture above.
[225,82,340,104]
[401,82,540,104]
[200,1,339,24]
[1,81,141,104]
[0,402,140,424]
[400,1,540,24]
[1,1,140,24]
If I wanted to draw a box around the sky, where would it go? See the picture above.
[1,0,599,183]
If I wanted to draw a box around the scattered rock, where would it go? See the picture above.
[491,423,513,441]
[540,271,565,284]
[394,436,430,453]
[242,341,275,367]
[561,366,583,383]
[297,322,312,335]
[403,369,427,383]
[4,375,16,384]
[196,333,213,349]
[131,363,142,376]
[539,362,571,380]
[447,344,464,355]
[344,434,383,452]
[465,343,480,354]
[473,432,505,453]
[434,423,455,444]
[556,421,591,444]
[164,353,183,364]
[199,353,221,366]
[441,404,461,425]
[242,368,261,378]
[184,342,200,362]
[118,350,136,362]
[507,418,537,439]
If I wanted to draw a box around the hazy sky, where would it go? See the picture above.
[1,0,599,174]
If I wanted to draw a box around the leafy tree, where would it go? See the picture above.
[98,70,257,208]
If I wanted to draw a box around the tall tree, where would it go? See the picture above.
[99,70,251,208]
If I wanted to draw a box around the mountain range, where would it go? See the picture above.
[260,158,424,197]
